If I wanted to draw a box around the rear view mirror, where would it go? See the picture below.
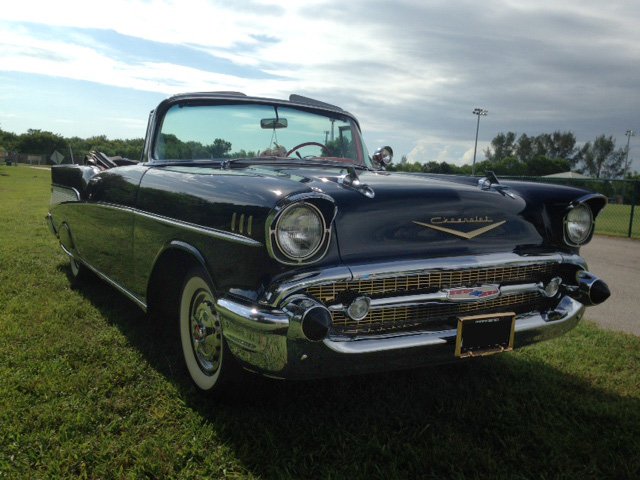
[260,118,288,129]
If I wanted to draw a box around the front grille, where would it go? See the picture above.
[332,292,555,335]
[306,263,559,304]
[304,263,568,337]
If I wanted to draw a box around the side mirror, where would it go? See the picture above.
[372,146,393,168]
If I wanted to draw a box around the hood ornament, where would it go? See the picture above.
[339,166,375,198]
[413,217,506,239]
[478,171,515,199]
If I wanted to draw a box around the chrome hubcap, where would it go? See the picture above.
[189,290,222,375]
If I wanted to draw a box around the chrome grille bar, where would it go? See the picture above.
[303,262,569,336]
[306,263,559,304]
[331,292,553,335]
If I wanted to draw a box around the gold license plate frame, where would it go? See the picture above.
[455,312,516,358]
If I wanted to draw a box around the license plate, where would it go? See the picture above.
[455,312,516,358]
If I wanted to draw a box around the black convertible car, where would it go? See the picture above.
[47,92,610,392]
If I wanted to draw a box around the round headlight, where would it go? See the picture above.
[275,203,325,260]
[565,204,593,245]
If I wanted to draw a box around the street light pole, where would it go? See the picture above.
[472,108,488,176]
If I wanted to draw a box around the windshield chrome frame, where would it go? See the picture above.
[144,93,370,168]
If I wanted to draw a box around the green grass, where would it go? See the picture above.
[1,164,639,479]
[595,203,640,238]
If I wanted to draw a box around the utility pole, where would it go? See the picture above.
[623,129,635,180]
[472,108,488,176]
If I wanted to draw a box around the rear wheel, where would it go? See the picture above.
[179,267,237,392]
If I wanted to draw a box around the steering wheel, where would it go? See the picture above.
[286,142,330,157]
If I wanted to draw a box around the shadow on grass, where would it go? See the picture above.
[68,266,640,479]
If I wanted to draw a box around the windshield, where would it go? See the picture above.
[154,102,370,166]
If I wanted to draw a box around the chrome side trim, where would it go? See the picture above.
[69,201,262,247]
[323,295,584,354]
[46,213,57,236]
[133,209,262,247]
[262,253,587,307]
[59,244,148,312]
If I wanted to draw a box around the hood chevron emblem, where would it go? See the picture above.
[413,220,506,239]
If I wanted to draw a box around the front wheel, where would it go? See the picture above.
[179,267,237,392]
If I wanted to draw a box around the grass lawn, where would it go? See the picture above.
[595,203,640,238]
[1,164,639,479]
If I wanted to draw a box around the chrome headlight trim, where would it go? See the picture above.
[564,203,594,246]
[275,202,325,260]
[266,193,336,266]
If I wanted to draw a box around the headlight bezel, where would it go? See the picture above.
[563,203,594,246]
[266,194,336,265]
[275,202,325,261]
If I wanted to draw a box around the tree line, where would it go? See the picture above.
[390,131,631,179]
[0,128,144,163]
[0,127,632,179]
[1,127,360,163]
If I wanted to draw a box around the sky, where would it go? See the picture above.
[1,0,639,170]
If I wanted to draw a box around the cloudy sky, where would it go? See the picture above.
[1,0,639,170]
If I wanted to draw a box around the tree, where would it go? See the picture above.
[578,135,625,179]
[422,161,441,173]
[516,134,534,163]
[16,129,67,156]
[526,156,570,176]
[600,149,626,179]
[484,131,517,162]
[486,131,578,168]
[0,128,18,152]
[208,138,232,158]
[546,131,577,162]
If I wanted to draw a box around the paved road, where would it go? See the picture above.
[582,235,639,336]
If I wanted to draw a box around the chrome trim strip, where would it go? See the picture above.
[500,282,541,296]
[260,265,353,305]
[71,201,262,247]
[51,184,81,206]
[262,252,587,307]
[347,253,585,280]
[326,330,449,353]
[323,295,584,354]
[216,297,289,332]
[133,209,262,247]
[46,213,57,236]
[327,282,545,311]
[59,244,148,312]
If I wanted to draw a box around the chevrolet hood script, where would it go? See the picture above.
[413,216,506,240]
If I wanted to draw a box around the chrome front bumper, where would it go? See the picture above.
[216,294,586,380]
[215,252,606,379]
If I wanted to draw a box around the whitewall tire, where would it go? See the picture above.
[179,267,232,392]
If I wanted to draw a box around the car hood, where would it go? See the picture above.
[251,166,554,263]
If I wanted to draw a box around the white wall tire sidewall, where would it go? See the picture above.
[179,274,222,391]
